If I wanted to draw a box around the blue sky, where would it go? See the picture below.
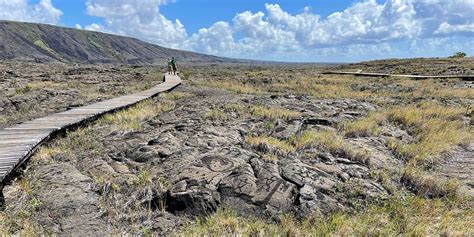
[1,0,473,62]
[53,0,358,35]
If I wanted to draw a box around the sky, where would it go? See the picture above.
[0,0,473,62]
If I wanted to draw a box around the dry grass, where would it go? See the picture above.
[341,111,386,137]
[0,214,45,237]
[250,105,300,120]
[28,96,178,164]
[343,102,471,167]
[340,102,471,197]
[387,103,470,166]
[0,176,45,236]
[395,78,474,99]
[246,136,294,154]
[181,196,474,236]
[179,209,278,236]
[30,147,61,164]
[293,129,370,164]
[402,166,460,198]
[159,91,193,100]
[195,69,473,103]
[99,100,174,131]
[205,108,229,122]
[202,80,261,94]
[246,129,370,164]
[205,104,300,122]
[269,75,373,99]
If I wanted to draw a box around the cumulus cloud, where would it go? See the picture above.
[182,0,474,60]
[0,0,62,24]
[435,22,474,35]
[84,0,186,48]
[84,23,106,32]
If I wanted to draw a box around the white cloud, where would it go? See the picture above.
[84,23,105,32]
[183,21,240,56]
[84,0,186,48]
[75,23,82,29]
[182,0,474,61]
[0,0,62,24]
[435,22,474,35]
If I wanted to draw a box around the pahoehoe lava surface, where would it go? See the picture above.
[1,59,473,235]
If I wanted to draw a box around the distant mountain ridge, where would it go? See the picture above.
[0,20,235,64]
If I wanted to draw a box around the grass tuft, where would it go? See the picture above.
[99,100,174,131]
[246,136,294,154]
[205,108,229,122]
[401,165,460,198]
[293,129,370,164]
[250,105,300,120]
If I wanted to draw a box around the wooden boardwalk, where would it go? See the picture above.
[0,73,181,183]
[322,71,474,80]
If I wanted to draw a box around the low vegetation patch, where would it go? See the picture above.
[293,129,370,164]
[99,100,174,131]
[195,69,473,102]
[205,108,229,122]
[341,102,472,197]
[247,135,294,154]
[401,166,460,198]
[246,129,369,164]
[33,39,55,55]
[201,80,261,94]
[343,102,470,167]
[181,196,473,236]
[205,103,300,122]
[341,111,385,137]
[250,105,300,120]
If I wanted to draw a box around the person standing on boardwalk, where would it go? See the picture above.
[171,57,178,75]
[167,58,173,75]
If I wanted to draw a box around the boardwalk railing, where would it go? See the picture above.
[0,73,181,183]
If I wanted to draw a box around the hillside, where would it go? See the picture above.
[0,20,232,64]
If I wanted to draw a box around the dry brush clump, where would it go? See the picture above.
[293,129,370,165]
[246,135,294,155]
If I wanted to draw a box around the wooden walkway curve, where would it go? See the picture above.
[0,73,181,183]
[322,71,474,80]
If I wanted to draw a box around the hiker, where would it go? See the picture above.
[167,58,173,75]
[171,57,177,75]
